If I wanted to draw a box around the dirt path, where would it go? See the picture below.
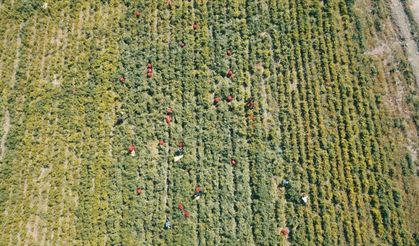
[10,23,23,88]
[390,0,419,87]
[0,22,23,164]
[0,110,10,162]
[391,0,419,173]
[411,0,419,25]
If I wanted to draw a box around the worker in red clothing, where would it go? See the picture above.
[246,97,255,109]
[183,210,190,218]
[165,108,172,125]
[280,227,289,237]
[226,69,233,78]
[227,48,233,56]
[128,144,136,156]
[192,185,203,200]
[165,115,172,125]
[227,95,234,103]
[147,62,153,78]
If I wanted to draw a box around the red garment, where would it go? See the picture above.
[249,115,255,121]
[165,115,172,124]
[128,144,136,153]
[183,210,190,218]
[280,227,289,237]
[247,101,255,109]
[136,187,142,195]
[178,203,184,211]
[195,186,201,193]
[226,69,233,78]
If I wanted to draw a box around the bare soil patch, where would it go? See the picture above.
[390,0,419,86]
[0,110,10,162]
[411,0,419,25]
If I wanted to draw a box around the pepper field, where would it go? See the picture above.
[0,0,418,245]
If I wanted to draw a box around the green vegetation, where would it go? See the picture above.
[0,0,417,245]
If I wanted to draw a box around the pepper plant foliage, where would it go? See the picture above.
[0,0,417,245]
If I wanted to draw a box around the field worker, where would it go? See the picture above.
[192,185,202,200]
[164,218,171,229]
[174,143,184,162]
[301,193,309,204]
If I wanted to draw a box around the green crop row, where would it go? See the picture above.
[0,0,416,245]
